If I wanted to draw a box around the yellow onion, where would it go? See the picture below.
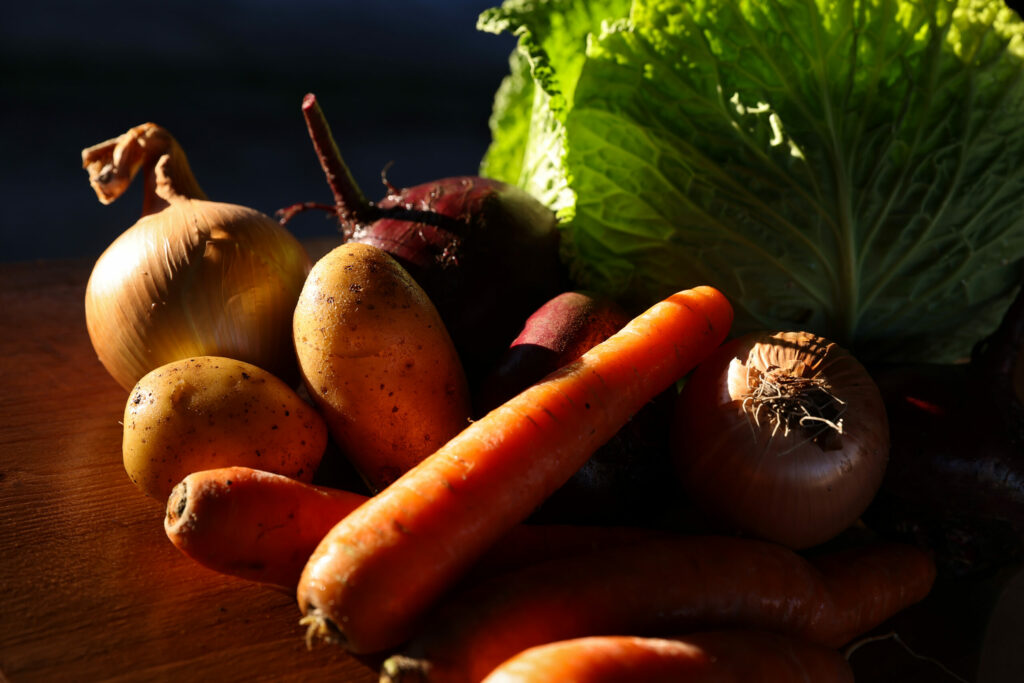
[81,123,312,390]
[670,330,889,549]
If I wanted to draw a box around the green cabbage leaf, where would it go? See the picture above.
[479,0,1024,362]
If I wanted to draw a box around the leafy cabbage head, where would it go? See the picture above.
[480,0,1024,362]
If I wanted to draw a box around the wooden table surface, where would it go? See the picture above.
[3,253,1024,683]
[0,255,377,682]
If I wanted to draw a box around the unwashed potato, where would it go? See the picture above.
[123,356,328,501]
[293,242,471,492]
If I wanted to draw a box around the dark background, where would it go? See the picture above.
[2,0,518,263]
[6,1,1024,265]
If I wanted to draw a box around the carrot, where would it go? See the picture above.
[380,536,935,683]
[165,466,667,590]
[479,631,855,683]
[297,286,733,653]
[466,524,669,582]
[164,467,366,588]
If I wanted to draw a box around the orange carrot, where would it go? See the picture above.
[297,286,733,653]
[479,632,854,683]
[165,467,365,588]
[380,536,935,683]
[467,524,669,582]
[165,466,667,590]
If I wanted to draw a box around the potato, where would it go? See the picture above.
[123,356,328,501]
[293,242,471,491]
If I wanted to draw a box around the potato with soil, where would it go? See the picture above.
[293,242,472,491]
[123,356,328,501]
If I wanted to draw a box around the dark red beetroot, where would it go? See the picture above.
[865,360,1024,578]
[287,94,566,388]
[480,291,678,525]
[863,286,1024,577]
[478,291,631,414]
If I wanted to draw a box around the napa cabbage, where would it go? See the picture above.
[479,0,1024,361]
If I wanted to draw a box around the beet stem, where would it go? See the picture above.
[301,93,380,235]
[275,201,338,226]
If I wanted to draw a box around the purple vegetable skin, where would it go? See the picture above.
[864,281,1024,576]
[293,94,566,388]
[481,291,677,525]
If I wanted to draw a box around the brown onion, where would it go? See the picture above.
[81,123,312,390]
[670,330,889,549]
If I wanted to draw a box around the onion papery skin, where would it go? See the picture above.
[85,199,312,391]
[671,331,889,549]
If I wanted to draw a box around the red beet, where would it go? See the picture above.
[478,291,631,413]
[865,362,1024,577]
[290,94,566,388]
[862,287,1024,576]
[480,290,678,525]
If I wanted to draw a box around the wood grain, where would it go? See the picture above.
[2,251,1022,683]
[0,257,375,682]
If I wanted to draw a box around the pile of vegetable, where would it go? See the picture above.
[79,0,1024,681]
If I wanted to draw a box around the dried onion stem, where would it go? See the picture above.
[742,363,847,450]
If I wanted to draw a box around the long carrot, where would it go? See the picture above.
[479,632,855,683]
[165,467,365,588]
[380,536,935,683]
[466,524,669,583]
[297,286,733,653]
[165,466,668,590]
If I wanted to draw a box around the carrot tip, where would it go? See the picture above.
[165,480,188,526]
[299,610,344,650]
[380,655,430,683]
